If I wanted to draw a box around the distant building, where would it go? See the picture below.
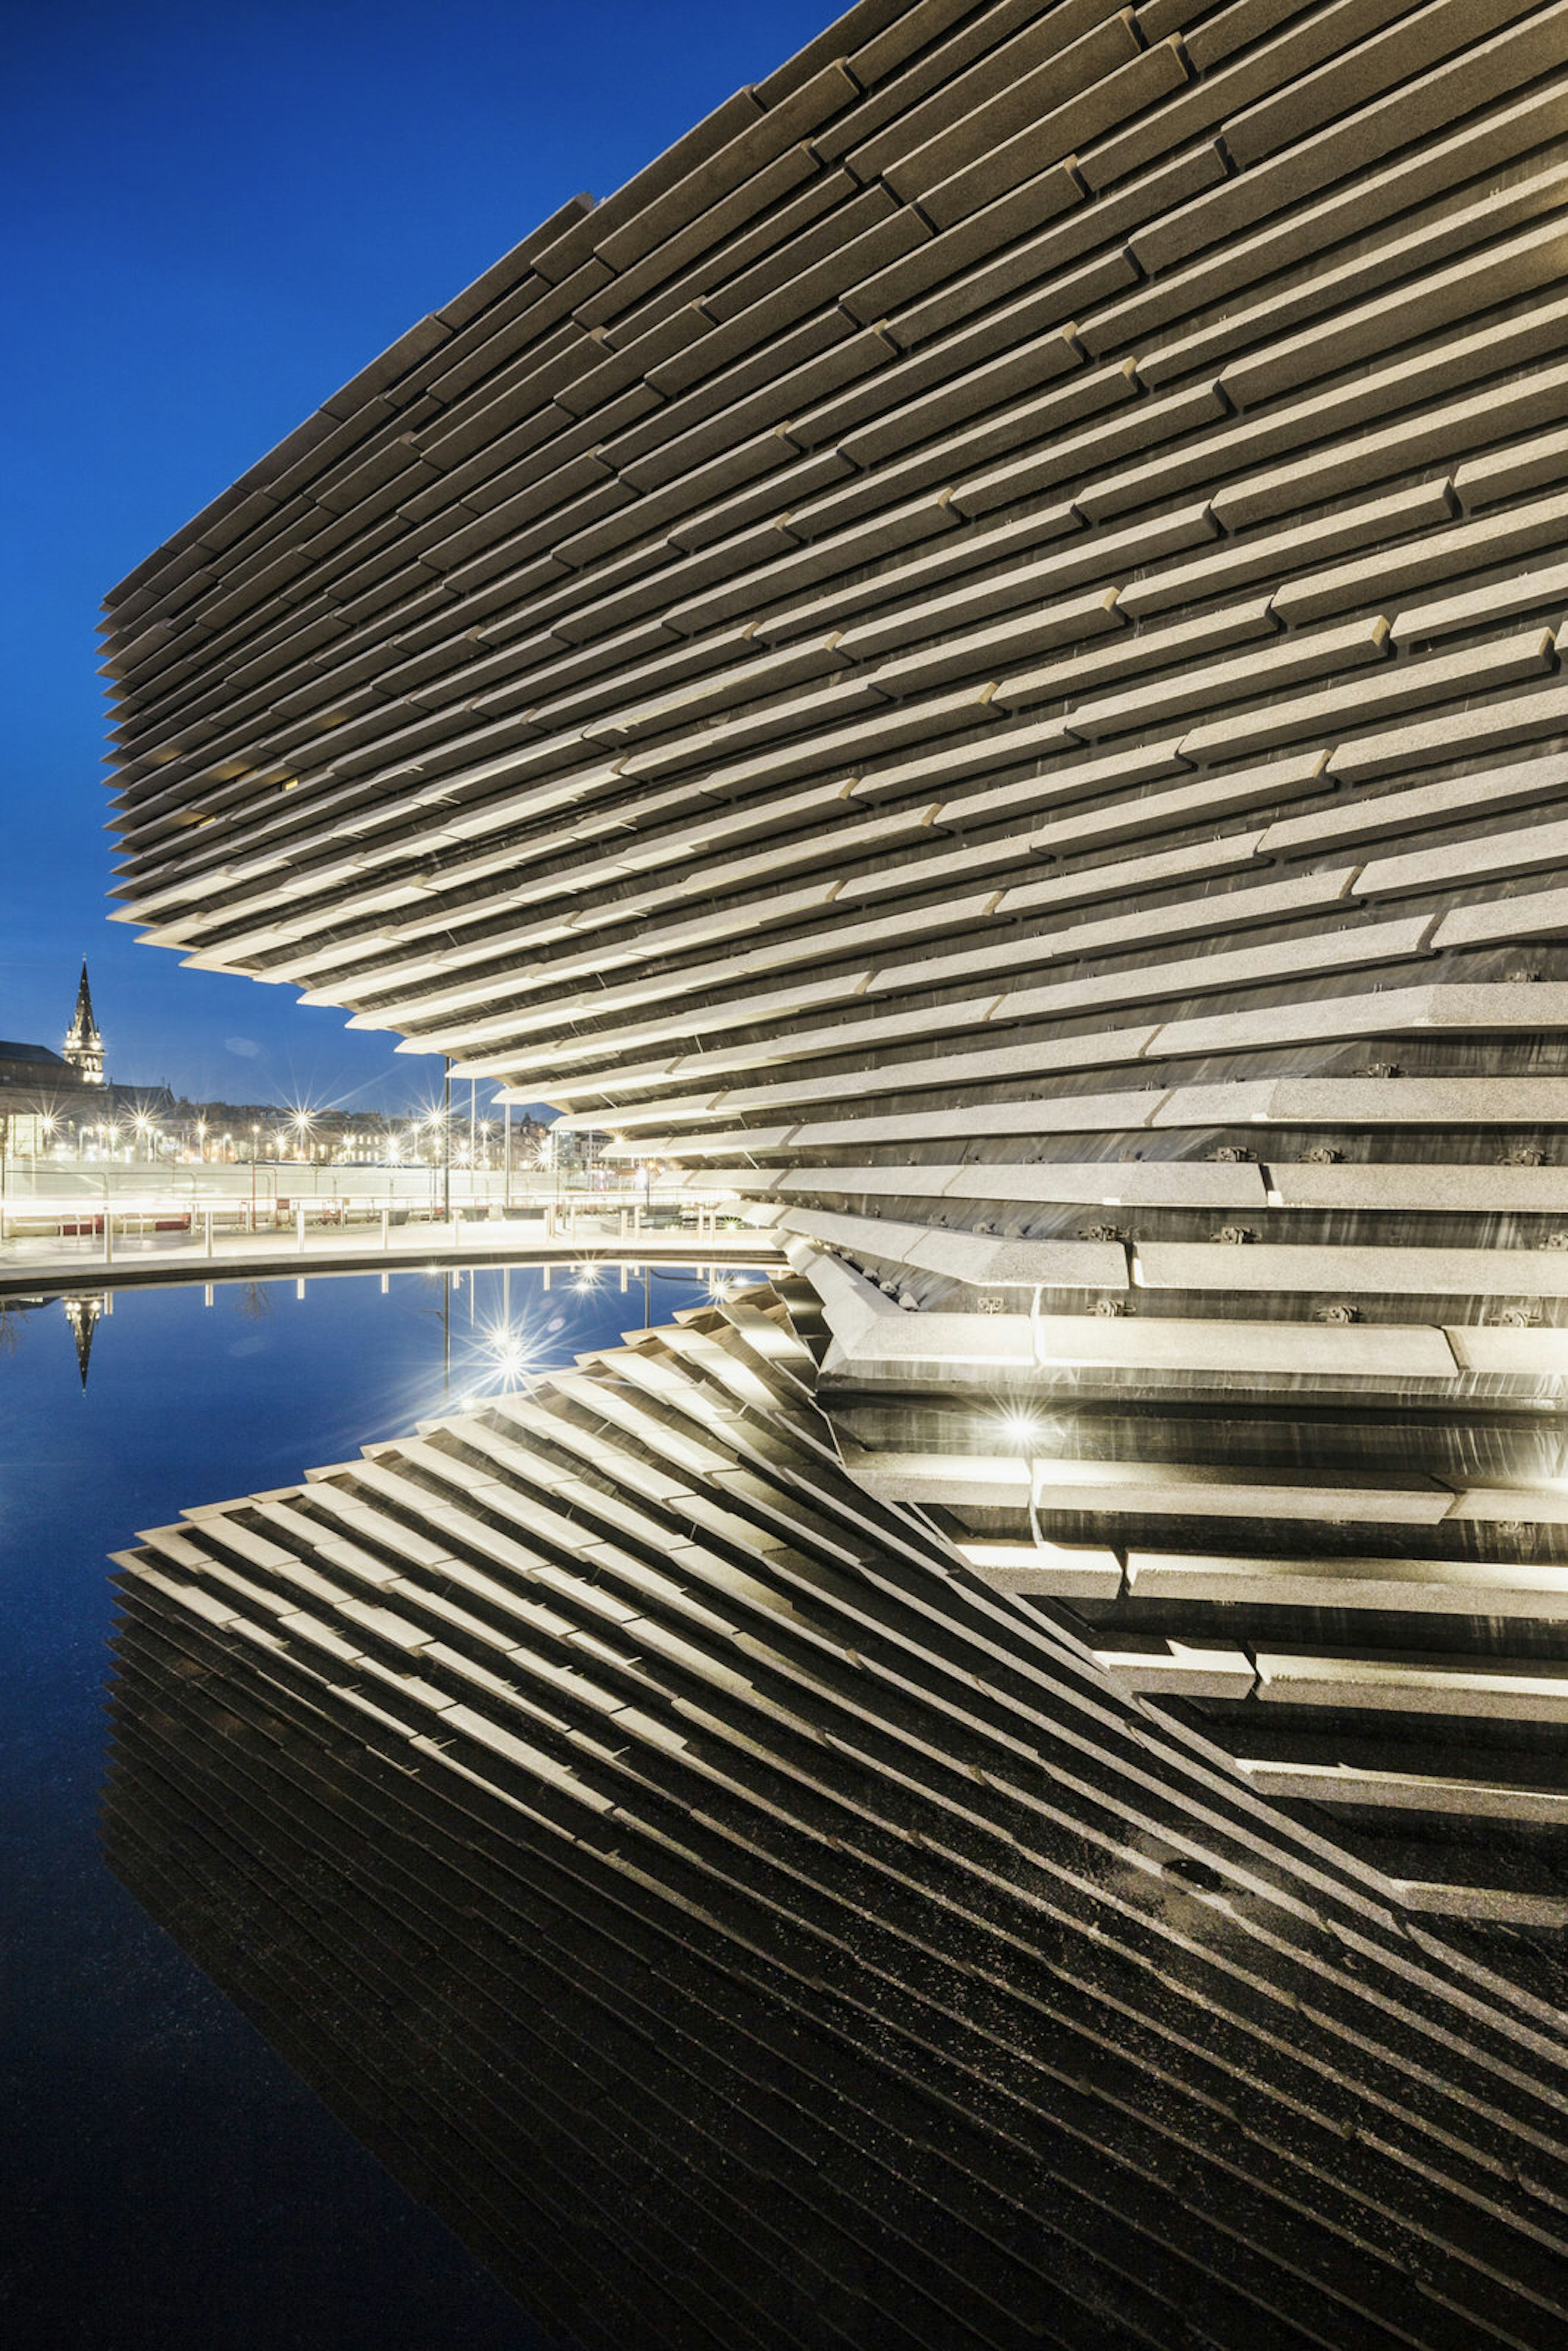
[0,1038,78,1095]
[62,963,105,1084]
[0,1039,87,1155]
[1,969,170,1155]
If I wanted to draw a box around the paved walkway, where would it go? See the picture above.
[0,1216,783,1299]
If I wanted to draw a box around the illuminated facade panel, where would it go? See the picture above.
[105,1280,1568,2351]
[100,0,1568,2331]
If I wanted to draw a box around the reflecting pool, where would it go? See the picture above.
[0,1264,736,2351]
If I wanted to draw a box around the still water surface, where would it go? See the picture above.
[2,1263,730,2351]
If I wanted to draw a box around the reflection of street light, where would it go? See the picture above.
[441,1060,452,1224]
[996,1410,1053,1552]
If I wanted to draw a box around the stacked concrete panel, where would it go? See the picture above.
[100,0,1568,2327]
[101,0,1568,1892]
[105,1280,1568,2350]
[96,0,1568,1340]
[100,2,1568,1262]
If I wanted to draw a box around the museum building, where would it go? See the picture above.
[96,2,1568,2343]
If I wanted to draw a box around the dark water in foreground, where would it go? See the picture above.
[0,1263,731,2351]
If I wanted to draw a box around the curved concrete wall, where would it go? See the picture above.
[99,7,1568,2322]
[105,1278,1568,2351]
[99,0,1568,1387]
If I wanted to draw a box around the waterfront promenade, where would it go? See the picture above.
[0,1180,779,1300]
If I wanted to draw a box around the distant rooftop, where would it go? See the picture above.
[0,1041,72,1070]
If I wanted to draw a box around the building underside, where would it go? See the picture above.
[105,1277,1568,2351]
[99,0,1568,2338]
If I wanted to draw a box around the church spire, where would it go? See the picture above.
[63,961,105,1084]
[63,1294,102,1391]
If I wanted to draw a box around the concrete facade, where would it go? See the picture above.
[101,1,1568,2338]
[104,1276,1568,2351]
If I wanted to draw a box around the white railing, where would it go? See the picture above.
[0,1186,745,1261]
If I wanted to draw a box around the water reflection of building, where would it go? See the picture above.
[62,1293,103,1389]
[104,1280,1568,2349]
[98,0,1568,2336]
[0,1293,105,1387]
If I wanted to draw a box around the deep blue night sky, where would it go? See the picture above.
[6,0,829,1108]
